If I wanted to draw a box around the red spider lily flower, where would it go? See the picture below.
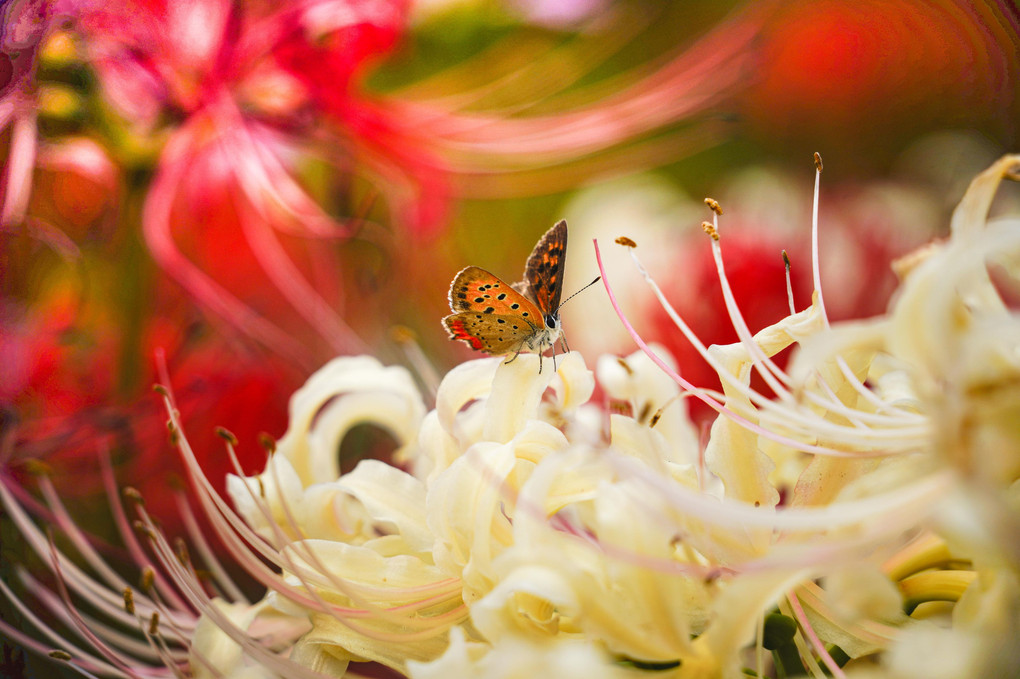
[65,0,415,363]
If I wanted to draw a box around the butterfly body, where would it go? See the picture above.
[443,221,568,366]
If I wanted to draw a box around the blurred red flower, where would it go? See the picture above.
[742,0,1020,161]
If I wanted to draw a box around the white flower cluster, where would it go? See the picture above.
[196,156,1020,679]
[3,157,1018,679]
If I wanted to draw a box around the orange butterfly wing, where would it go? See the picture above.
[520,220,567,315]
[443,266,545,354]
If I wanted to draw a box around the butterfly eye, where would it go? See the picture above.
[544,314,559,329]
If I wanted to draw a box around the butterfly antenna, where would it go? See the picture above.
[555,276,602,313]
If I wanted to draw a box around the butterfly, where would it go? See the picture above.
[444,220,592,373]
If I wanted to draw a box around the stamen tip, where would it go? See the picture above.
[814,152,823,172]
[21,459,52,477]
[132,520,155,539]
[704,197,723,215]
[123,587,135,615]
[390,324,417,343]
[215,427,239,446]
[649,409,663,428]
[615,236,637,248]
[257,431,277,454]
[701,221,720,241]
[141,566,155,592]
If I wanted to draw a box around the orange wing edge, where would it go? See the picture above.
[443,314,485,351]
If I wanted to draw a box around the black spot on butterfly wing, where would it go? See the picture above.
[522,220,567,315]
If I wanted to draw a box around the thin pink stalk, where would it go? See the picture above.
[704,216,890,432]
[37,476,151,609]
[787,589,846,679]
[100,450,190,612]
[607,451,951,533]
[706,212,796,401]
[594,238,880,457]
[618,238,926,444]
[0,478,135,623]
[48,537,156,679]
[23,577,182,663]
[137,521,328,679]
[810,162,830,328]
[173,490,249,604]
[0,578,127,677]
[155,374,461,638]
[222,437,463,624]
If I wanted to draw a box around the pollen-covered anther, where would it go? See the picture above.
[140,566,155,592]
[166,419,179,445]
[257,431,277,453]
[814,152,823,172]
[215,427,239,446]
[122,487,145,506]
[615,236,637,248]
[702,221,720,241]
[123,587,135,615]
[152,384,170,397]
[649,408,664,428]
[175,538,191,566]
[149,612,160,635]
[132,520,154,538]
[704,197,723,215]
[389,324,417,343]
[21,459,52,477]
[48,650,73,661]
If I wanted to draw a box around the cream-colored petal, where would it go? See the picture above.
[483,354,556,444]
[227,454,306,543]
[435,357,502,444]
[471,564,582,641]
[548,351,596,412]
[337,460,431,553]
[274,356,425,485]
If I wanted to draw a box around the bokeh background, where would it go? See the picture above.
[1,0,1019,675]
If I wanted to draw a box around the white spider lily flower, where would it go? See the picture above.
[3,156,1019,679]
[227,356,427,544]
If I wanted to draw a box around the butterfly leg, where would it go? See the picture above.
[560,335,571,354]
[550,339,558,373]
[504,340,526,365]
